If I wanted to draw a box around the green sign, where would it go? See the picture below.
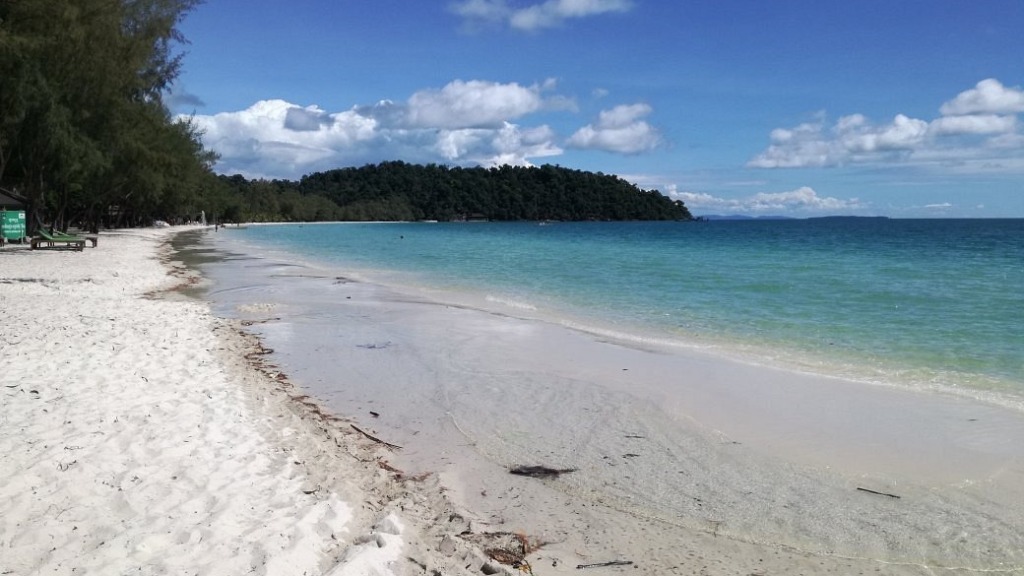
[1,210,26,240]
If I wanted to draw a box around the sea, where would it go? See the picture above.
[189,217,1024,568]
[209,217,1024,408]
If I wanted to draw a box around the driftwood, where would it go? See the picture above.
[509,465,577,479]
[351,424,402,450]
[577,560,634,569]
[464,531,545,572]
[857,487,901,499]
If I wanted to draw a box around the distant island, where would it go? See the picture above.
[700,214,890,221]
[701,214,796,221]
[807,215,890,220]
[216,161,692,223]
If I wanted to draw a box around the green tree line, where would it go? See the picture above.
[220,161,692,223]
[0,0,222,232]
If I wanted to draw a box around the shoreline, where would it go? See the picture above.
[211,220,1024,415]
[194,228,1024,573]
[4,226,1023,575]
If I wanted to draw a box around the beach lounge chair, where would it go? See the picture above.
[31,229,86,251]
[53,229,98,247]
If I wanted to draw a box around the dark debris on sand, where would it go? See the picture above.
[508,465,578,479]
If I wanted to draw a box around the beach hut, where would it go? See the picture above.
[0,190,28,244]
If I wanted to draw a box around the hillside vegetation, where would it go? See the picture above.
[219,161,692,223]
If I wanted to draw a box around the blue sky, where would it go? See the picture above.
[171,1,1024,217]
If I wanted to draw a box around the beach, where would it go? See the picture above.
[3,227,1024,575]
[0,228,489,575]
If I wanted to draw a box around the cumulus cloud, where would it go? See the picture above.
[405,80,548,128]
[939,78,1024,116]
[186,79,595,179]
[749,78,1024,173]
[928,114,1017,136]
[666,186,863,215]
[567,103,661,154]
[429,123,563,166]
[749,113,933,168]
[487,123,563,164]
[190,100,381,177]
[450,0,633,31]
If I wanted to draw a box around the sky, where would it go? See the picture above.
[170,1,1024,218]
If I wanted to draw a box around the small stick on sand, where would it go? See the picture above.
[856,487,901,499]
[351,424,402,450]
[576,560,634,569]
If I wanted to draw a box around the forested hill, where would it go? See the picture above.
[221,162,692,222]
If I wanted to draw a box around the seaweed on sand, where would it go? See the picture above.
[508,465,577,478]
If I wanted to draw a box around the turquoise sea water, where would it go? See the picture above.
[222,218,1024,405]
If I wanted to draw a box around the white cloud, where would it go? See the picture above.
[190,100,380,177]
[186,79,582,178]
[449,0,509,22]
[749,78,1024,172]
[567,103,661,154]
[666,186,864,214]
[450,0,633,31]
[511,0,633,30]
[928,114,1017,136]
[431,123,562,166]
[939,78,1024,116]
[746,119,834,168]
[748,187,861,212]
[405,80,548,129]
[489,123,563,163]
[841,114,929,153]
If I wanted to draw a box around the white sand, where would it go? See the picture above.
[0,229,497,575]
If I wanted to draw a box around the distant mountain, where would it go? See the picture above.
[807,215,890,220]
[699,214,890,221]
[699,214,797,221]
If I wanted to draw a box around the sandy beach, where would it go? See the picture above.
[3,227,1024,576]
[0,228,495,575]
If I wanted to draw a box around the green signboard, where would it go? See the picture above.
[1,210,26,241]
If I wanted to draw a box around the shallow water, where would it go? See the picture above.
[214,219,1024,406]
[190,227,1024,571]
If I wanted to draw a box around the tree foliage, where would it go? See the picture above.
[219,161,692,223]
[0,0,220,232]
